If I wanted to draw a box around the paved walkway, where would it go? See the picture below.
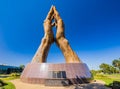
[11,79,111,89]
[10,79,72,89]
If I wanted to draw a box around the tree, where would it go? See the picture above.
[19,65,25,70]
[6,68,11,74]
[109,66,117,74]
[112,58,120,73]
[19,65,25,72]
[99,63,113,74]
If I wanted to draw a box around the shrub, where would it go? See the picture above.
[112,81,120,89]
[10,73,20,77]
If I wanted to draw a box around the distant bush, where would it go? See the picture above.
[112,81,120,89]
[10,73,20,77]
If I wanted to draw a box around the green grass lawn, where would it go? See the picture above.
[0,73,20,89]
[94,74,120,86]
[0,79,15,89]
[0,73,20,81]
[2,82,15,89]
[0,73,120,88]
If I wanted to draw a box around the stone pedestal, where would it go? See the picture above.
[20,63,91,85]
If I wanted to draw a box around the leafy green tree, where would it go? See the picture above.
[19,65,25,70]
[99,63,111,74]
[6,68,11,74]
[112,58,120,73]
[109,66,117,74]
[19,65,25,72]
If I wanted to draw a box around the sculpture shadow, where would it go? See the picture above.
[61,80,69,86]
[106,81,120,89]
[0,79,7,87]
[68,76,89,85]
[74,83,110,89]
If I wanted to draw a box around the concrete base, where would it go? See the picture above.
[20,63,91,85]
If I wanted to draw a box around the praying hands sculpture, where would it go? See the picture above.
[32,6,82,63]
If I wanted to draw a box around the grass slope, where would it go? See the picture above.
[0,73,20,89]
[94,74,120,85]
[3,82,15,89]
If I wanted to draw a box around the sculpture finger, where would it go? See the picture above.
[45,6,54,21]
[53,6,61,20]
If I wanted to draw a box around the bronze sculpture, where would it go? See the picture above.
[21,6,91,85]
[32,6,81,63]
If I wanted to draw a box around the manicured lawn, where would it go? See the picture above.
[0,73,20,81]
[0,79,15,89]
[2,82,15,89]
[94,74,120,86]
[0,73,20,89]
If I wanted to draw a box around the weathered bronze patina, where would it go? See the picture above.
[32,6,81,63]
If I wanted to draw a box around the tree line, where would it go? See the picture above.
[0,65,25,74]
[91,58,120,74]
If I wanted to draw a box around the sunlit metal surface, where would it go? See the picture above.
[20,63,91,84]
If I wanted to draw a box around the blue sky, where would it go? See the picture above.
[0,0,120,70]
